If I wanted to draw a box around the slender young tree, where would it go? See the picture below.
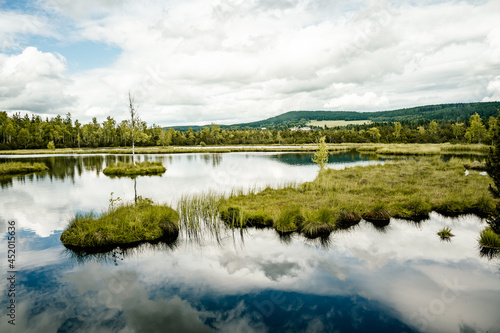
[312,136,328,170]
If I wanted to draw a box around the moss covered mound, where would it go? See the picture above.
[0,162,48,175]
[60,199,179,249]
[219,158,497,237]
[103,161,166,177]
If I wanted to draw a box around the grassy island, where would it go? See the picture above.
[437,227,455,239]
[103,161,166,177]
[60,198,179,250]
[218,158,496,238]
[0,162,48,175]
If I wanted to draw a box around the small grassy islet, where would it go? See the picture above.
[0,161,48,175]
[437,226,455,239]
[60,198,179,251]
[103,161,166,176]
[218,157,497,238]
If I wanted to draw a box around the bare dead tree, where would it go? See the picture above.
[128,92,137,163]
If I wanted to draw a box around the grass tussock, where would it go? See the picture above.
[60,198,179,250]
[103,161,166,176]
[437,226,455,239]
[0,162,48,175]
[218,157,497,237]
[478,227,500,249]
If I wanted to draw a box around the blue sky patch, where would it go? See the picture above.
[35,37,122,72]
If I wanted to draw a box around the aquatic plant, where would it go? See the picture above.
[103,161,166,176]
[478,227,500,249]
[437,227,454,239]
[60,198,179,250]
[177,192,225,240]
[0,162,48,175]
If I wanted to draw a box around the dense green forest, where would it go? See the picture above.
[171,102,500,131]
[0,105,498,150]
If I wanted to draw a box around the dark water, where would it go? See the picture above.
[0,152,499,333]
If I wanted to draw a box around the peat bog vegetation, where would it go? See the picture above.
[0,161,48,175]
[218,158,496,237]
[54,145,500,252]
[60,198,179,251]
[103,161,166,177]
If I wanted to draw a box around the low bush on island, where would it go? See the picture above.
[0,162,48,175]
[218,158,497,238]
[60,198,179,250]
[103,161,166,176]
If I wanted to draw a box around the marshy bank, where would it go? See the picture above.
[217,157,496,238]
[0,142,490,156]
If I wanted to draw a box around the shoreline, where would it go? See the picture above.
[0,143,490,156]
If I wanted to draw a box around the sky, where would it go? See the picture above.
[1,0,500,127]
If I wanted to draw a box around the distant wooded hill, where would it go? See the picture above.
[167,101,500,131]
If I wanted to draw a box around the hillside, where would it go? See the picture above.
[167,101,500,131]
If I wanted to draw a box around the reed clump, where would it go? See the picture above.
[60,198,179,250]
[478,227,500,249]
[0,162,48,175]
[437,226,454,239]
[103,161,166,176]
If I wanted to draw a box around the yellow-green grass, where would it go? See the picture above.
[437,226,454,239]
[0,161,48,175]
[103,161,166,176]
[307,120,372,128]
[478,227,500,249]
[60,198,179,251]
[356,143,489,156]
[219,158,497,237]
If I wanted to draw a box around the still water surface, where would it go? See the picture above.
[0,152,499,333]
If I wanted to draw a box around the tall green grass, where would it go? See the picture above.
[60,198,179,250]
[0,162,48,175]
[177,192,224,241]
[479,227,500,249]
[103,161,166,176]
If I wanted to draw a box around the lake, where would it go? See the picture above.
[0,152,499,333]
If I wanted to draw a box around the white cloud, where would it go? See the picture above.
[324,91,389,109]
[0,47,76,113]
[1,0,499,125]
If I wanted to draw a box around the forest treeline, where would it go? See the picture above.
[0,110,498,150]
[171,102,500,131]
